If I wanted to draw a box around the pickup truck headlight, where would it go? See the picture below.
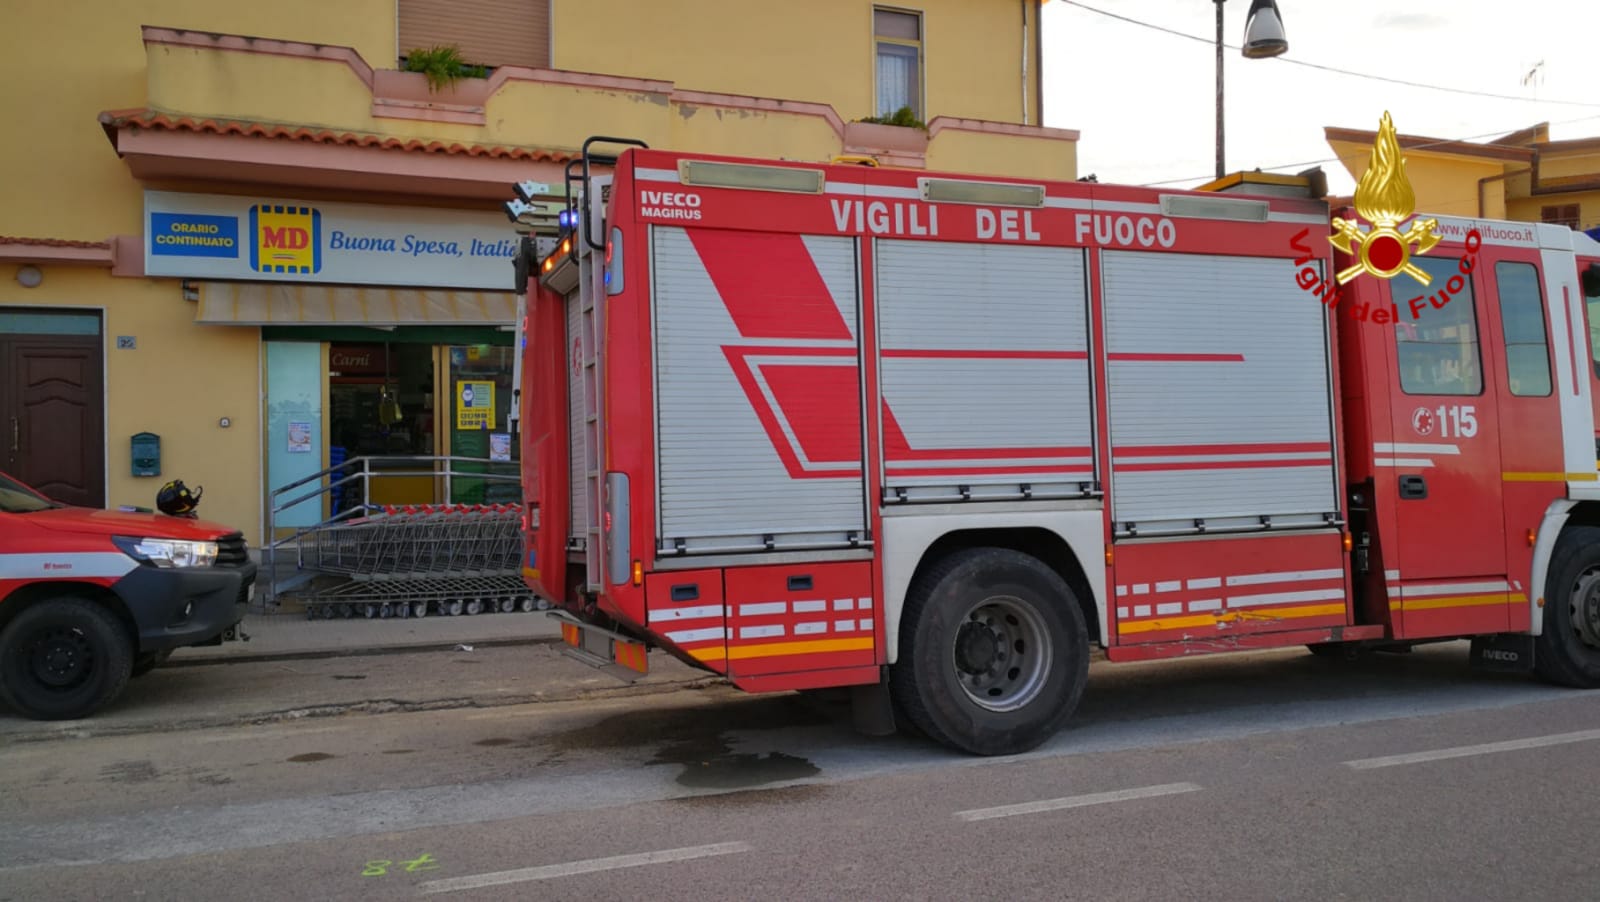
[113,536,218,568]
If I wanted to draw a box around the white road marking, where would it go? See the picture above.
[953,782,1203,821]
[1343,728,1600,770]
[416,841,754,894]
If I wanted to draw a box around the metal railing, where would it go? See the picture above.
[260,455,522,608]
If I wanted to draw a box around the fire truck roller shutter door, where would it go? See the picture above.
[875,240,1094,503]
[1101,250,1338,533]
[651,226,867,554]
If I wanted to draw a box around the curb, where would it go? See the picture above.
[2,675,728,744]
[165,633,564,668]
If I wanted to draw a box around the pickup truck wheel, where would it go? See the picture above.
[889,547,1089,756]
[131,649,174,678]
[1535,526,1600,688]
[0,597,134,720]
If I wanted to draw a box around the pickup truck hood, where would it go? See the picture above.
[23,506,240,540]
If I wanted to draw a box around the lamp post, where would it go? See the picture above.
[1216,0,1289,179]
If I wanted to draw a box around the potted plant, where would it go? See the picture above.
[844,105,930,159]
[399,45,490,92]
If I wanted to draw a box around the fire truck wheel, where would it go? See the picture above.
[1535,526,1600,688]
[0,597,134,721]
[890,547,1089,756]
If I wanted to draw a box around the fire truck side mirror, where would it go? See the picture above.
[1581,263,1600,299]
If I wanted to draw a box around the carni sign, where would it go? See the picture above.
[142,191,519,290]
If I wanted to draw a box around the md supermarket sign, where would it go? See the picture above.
[143,190,519,290]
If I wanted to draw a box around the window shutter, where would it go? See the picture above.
[398,0,550,69]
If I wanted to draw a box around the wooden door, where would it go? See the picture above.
[1,336,105,507]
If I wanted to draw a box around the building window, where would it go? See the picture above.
[1494,262,1552,397]
[1541,204,1580,229]
[1395,256,1484,396]
[397,0,550,70]
[874,7,923,120]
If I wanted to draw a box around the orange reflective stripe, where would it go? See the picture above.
[725,637,875,660]
[1117,602,1345,635]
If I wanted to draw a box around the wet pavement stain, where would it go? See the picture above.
[287,753,336,763]
[475,738,515,747]
[673,751,819,789]
[540,694,833,790]
[547,695,832,755]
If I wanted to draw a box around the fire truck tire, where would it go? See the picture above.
[889,547,1089,756]
[0,596,134,721]
[1534,526,1600,688]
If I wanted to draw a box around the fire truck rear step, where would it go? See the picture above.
[546,609,650,683]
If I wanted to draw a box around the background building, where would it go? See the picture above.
[0,0,1078,549]
[1324,120,1600,232]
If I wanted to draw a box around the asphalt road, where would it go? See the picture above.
[4,640,1599,901]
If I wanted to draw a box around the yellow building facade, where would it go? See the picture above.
[1325,121,1600,232]
[0,0,1078,548]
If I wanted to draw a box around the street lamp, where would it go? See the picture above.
[1215,0,1288,179]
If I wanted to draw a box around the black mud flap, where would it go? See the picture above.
[850,672,897,737]
[1469,633,1535,674]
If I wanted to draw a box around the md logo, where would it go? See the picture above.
[249,204,322,274]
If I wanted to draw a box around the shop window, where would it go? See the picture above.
[328,343,436,460]
[1395,256,1484,396]
[874,7,923,120]
[1493,261,1552,397]
[397,0,551,70]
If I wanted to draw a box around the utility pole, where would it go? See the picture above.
[1215,0,1225,180]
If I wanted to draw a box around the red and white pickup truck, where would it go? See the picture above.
[0,470,256,720]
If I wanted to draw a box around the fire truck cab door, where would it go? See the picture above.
[1382,252,1508,582]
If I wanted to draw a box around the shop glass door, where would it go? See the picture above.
[445,344,520,504]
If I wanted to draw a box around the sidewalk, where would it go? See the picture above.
[170,607,564,664]
[3,642,721,742]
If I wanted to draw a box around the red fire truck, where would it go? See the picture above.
[514,135,1600,756]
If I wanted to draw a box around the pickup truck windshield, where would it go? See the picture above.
[0,473,57,513]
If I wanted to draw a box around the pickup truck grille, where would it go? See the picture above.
[215,532,250,568]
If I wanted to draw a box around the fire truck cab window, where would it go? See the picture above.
[1493,261,1552,397]
[1395,255,1483,396]
[1585,267,1600,381]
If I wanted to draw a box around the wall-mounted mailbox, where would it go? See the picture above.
[131,432,160,477]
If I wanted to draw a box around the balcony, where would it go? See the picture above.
[99,26,1079,203]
